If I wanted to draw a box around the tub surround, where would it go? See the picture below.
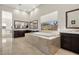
[25,31,60,54]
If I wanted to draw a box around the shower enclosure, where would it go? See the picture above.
[2,10,13,54]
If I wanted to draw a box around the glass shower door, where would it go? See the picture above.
[2,11,13,54]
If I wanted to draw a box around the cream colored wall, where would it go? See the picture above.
[30,4,79,31]
[13,9,29,21]
[40,11,58,23]
[0,5,29,21]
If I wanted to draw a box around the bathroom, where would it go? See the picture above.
[0,4,79,55]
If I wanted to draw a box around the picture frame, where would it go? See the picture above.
[66,8,79,29]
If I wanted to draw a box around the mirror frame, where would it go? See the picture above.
[14,20,29,29]
[66,8,79,29]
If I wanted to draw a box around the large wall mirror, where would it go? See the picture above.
[14,20,29,29]
[66,8,79,29]
[14,20,38,29]
[29,20,38,29]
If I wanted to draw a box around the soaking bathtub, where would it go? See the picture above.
[25,31,60,54]
[31,31,59,40]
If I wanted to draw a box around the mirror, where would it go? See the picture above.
[14,20,29,29]
[66,8,79,29]
[29,20,38,29]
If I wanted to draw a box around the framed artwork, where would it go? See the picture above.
[41,19,58,30]
[40,11,58,31]
[66,8,79,29]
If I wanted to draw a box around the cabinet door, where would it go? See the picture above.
[61,35,72,51]
[72,37,79,53]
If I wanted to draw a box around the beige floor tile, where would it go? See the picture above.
[55,49,77,55]
[12,37,45,55]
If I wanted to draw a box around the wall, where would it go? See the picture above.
[40,11,58,23]
[30,4,79,31]
[0,5,29,21]
[13,9,29,21]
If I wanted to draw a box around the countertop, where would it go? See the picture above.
[60,29,79,34]
[13,29,39,31]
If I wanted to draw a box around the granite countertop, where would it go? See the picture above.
[60,29,79,34]
[13,29,39,31]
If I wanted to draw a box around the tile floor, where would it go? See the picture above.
[12,37,45,55]
[1,37,77,55]
[55,49,77,55]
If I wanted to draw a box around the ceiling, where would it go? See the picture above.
[2,4,40,12]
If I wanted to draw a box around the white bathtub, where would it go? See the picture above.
[31,31,59,40]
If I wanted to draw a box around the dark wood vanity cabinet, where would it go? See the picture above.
[60,33,79,54]
[14,31,25,38]
[14,30,39,38]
